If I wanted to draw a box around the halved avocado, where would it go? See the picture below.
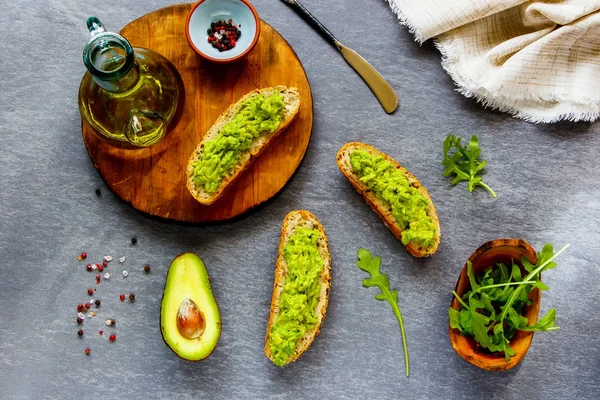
[160,253,221,361]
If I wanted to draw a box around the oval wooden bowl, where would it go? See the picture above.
[449,238,541,371]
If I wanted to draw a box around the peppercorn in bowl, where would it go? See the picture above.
[186,0,260,63]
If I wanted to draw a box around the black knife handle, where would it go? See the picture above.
[285,0,341,49]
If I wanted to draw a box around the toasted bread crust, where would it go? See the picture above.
[265,210,331,366]
[336,142,440,257]
[186,86,301,205]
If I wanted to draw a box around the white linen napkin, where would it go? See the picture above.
[387,0,600,122]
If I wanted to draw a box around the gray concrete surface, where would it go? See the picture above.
[0,0,599,399]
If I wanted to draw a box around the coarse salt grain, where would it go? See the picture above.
[77,312,85,319]
[87,312,93,318]
[104,255,113,262]
[122,270,128,277]
[119,256,126,263]
[104,273,110,279]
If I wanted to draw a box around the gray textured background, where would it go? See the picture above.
[1,0,599,399]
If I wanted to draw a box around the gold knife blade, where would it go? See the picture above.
[280,0,399,114]
[338,43,399,114]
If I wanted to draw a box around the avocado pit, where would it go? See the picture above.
[177,298,205,339]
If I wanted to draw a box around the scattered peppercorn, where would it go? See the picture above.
[144,265,151,273]
[120,294,125,302]
[77,317,84,324]
[131,237,137,245]
[99,330,103,336]
[87,288,93,296]
[78,329,84,337]
[85,348,91,356]
[129,293,135,301]
[103,261,108,267]
[95,299,101,307]
[96,275,101,284]
[207,19,241,52]
[98,265,104,272]
[95,188,101,197]
[83,303,90,310]
[81,253,87,260]
[85,264,92,272]
[109,334,116,342]
[77,304,84,312]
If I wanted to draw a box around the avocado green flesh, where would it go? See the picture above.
[191,92,285,194]
[350,150,437,248]
[160,253,221,361]
[268,227,323,366]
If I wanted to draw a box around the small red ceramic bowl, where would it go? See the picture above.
[186,0,260,63]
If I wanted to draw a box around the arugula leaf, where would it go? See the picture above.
[479,292,494,314]
[356,248,410,376]
[468,295,491,347]
[498,262,509,282]
[442,134,497,198]
[538,244,559,272]
[506,307,523,329]
[459,308,474,335]
[466,261,479,291]
[468,294,485,311]
[511,261,522,282]
[448,308,461,330]
[520,309,559,332]
[501,337,516,358]
[449,243,569,361]
[497,244,568,326]
[532,280,550,291]
[480,268,495,287]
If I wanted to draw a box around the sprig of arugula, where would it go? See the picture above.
[449,243,569,361]
[356,248,409,376]
[442,134,496,198]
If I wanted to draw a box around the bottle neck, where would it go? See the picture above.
[83,20,138,93]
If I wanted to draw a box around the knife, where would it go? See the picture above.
[279,0,398,114]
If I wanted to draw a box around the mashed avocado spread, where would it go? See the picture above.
[191,92,285,193]
[350,150,436,248]
[268,227,323,366]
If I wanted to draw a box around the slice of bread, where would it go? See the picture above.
[336,142,441,257]
[265,210,331,366]
[186,86,301,205]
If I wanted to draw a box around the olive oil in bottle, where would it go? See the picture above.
[78,17,183,148]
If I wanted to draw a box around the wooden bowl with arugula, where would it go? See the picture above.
[449,239,549,371]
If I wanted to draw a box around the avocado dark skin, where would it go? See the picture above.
[160,253,221,361]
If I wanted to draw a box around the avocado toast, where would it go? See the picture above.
[265,210,331,366]
[337,142,441,257]
[187,86,301,205]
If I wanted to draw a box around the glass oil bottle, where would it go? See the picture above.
[78,17,184,148]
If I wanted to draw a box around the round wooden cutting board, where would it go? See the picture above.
[82,3,313,223]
